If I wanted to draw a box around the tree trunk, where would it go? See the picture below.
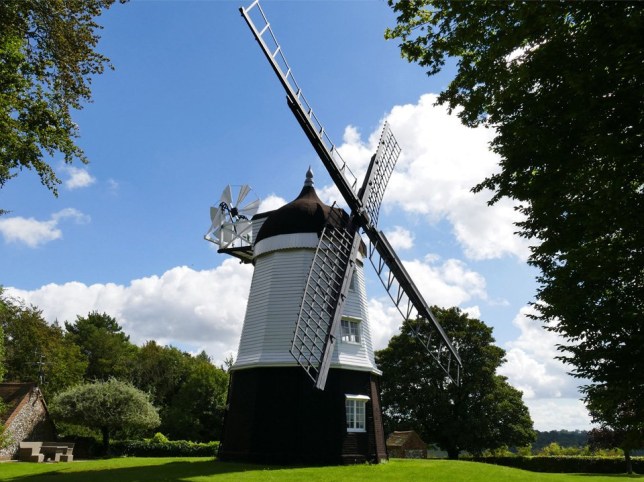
[624,449,632,475]
[101,426,110,454]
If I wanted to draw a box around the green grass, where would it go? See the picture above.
[0,458,641,482]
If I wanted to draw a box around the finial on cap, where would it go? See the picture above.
[304,166,314,187]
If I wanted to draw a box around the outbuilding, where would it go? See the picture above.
[386,430,428,459]
[0,383,56,460]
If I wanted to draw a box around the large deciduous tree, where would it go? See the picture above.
[160,351,228,442]
[65,311,137,381]
[0,0,123,201]
[376,307,535,459]
[385,0,643,444]
[50,378,160,451]
[133,343,229,442]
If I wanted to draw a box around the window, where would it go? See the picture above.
[345,394,370,432]
[341,319,361,344]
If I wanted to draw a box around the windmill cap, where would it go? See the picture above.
[254,170,346,244]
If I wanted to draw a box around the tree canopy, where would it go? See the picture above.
[65,311,137,381]
[50,378,160,451]
[1,290,87,397]
[0,0,123,200]
[376,307,535,459]
[386,0,643,444]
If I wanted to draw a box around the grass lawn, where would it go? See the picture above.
[0,458,641,482]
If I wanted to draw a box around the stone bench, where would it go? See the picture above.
[18,442,44,462]
[18,442,75,462]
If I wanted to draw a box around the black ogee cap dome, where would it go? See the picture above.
[254,169,347,244]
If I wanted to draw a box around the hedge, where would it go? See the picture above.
[473,456,643,474]
[109,440,220,457]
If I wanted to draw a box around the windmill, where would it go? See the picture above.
[209,0,462,465]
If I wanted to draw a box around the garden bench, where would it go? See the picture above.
[18,441,75,462]
[18,442,44,462]
[41,442,75,462]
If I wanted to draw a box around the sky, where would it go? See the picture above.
[0,0,592,431]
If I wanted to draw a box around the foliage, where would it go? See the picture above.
[65,311,138,381]
[534,430,588,451]
[376,307,535,458]
[132,341,191,408]
[0,292,5,382]
[473,456,644,475]
[49,378,160,451]
[385,0,644,449]
[132,343,229,442]
[160,352,228,442]
[537,442,590,457]
[0,0,123,199]
[589,427,644,474]
[109,439,219,457]
[148,432,170,444]
[0,291,87,397]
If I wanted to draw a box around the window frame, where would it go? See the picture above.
[340,318,361,345]
[345,394,370,433]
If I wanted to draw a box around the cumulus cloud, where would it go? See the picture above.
[384,226,414,250]
[258,194,287,214]
[6,260,253,365]
[0,208,90,248]
[332,94,531,261]
[498,306,579,400]
[62,166,96,189]
[525,398,593,431]
[367,254,488,350]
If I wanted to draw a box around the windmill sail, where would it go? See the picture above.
[241,0,462,385]
[290,208,362,390]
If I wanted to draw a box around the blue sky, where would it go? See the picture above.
[1,0,591,431]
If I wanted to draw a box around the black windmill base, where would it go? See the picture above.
[218,367,387,465]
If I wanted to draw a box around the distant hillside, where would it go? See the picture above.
[534,430,588,450]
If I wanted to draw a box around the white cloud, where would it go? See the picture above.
[107,179,120,193]
[499,306,582,400]
[332,93,531,261]
[63,166,96,190]
[5,260,253,365]
[525,398,593,431]
[384,226,414,250]
[367,255,488,350]
[258,194,286,214]
[0,208,90,248]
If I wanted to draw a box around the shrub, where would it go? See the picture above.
[474,456,644,474]
[109,439,219,457]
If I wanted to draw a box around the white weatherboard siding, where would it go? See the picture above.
[233,234,380,374]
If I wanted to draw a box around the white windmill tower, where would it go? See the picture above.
[205,1,462,465]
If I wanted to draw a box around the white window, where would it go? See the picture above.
[341,319,361,344]
[345,394,370,432]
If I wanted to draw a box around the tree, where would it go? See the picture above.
[386,0,643,445]
[65,311,137,381]
[1,291,87,397]
[376,307,535,459]
[161,351,228,442]
[0,291,5,382]
[50,378,160,451]
[0,0,123,201]
[586,388,643,474]
[132,341,190,408]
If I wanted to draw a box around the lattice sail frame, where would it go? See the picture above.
[360,123,400,228]
[290,208,361,389]
[241,0,462,388]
